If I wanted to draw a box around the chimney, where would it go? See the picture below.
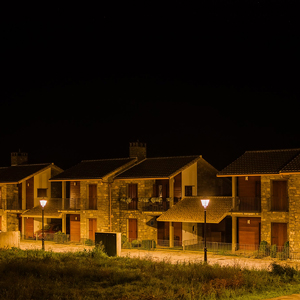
[11,150,28,166]
[129,141,146,162]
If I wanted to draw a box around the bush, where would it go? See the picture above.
[131,239,141,248]
[259,240,270,256]
[270,244,277,258]
[54,231,68,244]
[141,240,156,250]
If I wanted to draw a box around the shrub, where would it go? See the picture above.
[270,244,277,258]
[54,231,68,244]
[259,240,270,256]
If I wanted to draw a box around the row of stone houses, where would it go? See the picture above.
[2,145,300,253]
[0,143,231,247]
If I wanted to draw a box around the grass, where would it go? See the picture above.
[1,247,300,299]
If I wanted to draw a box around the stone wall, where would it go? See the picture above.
[260,175,300,252]
[112,179,158,241]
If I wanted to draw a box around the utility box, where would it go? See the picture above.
[95,232,121,256]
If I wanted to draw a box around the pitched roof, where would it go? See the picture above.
[116,155,201,179]
[22,202,62,218]
[0,163,52,183]
[218,149,300,176]
[157,197,232,223]
[49,158,136,181]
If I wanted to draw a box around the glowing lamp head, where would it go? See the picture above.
[201,199,210,209]
[40,199,47,208]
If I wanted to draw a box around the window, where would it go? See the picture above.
[271,181,288,211]
[185,186,193,196]
[37,188,47,198]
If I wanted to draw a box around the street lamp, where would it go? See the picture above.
[201,199,210,263]
[40,199,47,250]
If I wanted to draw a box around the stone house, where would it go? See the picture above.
[49,157,137,242]
[218,148,300,253]
[114,148,231,246]
[0,152,63,236]
[48,142,231,244]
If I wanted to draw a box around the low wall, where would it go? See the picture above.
[0,231,20,248]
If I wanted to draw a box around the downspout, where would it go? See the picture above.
[109,182,112,232]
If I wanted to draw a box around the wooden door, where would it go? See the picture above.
[173,222,182,246]
[128,219,137,241]
[26,177,34,209]
[89,218,97,241]
[272,181,288,211]
[174,173,182,203]
[70,181,80,209]
[18,183,22,210]
[272,223,287,248]
[0,187,2,209]
[89,184,97,209]
[70,214,80,242]
[238,217,261,250]
[157,221,169,245]
[128,184,138,210]
[25,217,34,238]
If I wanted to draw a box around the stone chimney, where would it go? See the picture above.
[11,150,28,166]
[129,141,146,162]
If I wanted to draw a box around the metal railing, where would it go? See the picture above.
[233,196,261,212]
[119,198,170,212]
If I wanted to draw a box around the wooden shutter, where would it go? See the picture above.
[89,218,97,240]
[128,219,137,241]
[271,223,287,247]
[272,181,288,211]
[89,184,97,209]
[26,177,34,209]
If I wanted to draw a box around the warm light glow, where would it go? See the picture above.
[40,199,47,208]
[201,199,210,209]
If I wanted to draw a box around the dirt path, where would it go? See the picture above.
[19,240,300,271]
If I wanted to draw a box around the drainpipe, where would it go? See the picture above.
[109,182,112,232]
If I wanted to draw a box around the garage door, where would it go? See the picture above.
[70,214,80,242]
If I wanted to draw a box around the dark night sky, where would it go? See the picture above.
[1,2,299,171]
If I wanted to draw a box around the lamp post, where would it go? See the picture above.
[40,199,47,250]
[201,199,210,263]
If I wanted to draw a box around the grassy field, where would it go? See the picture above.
[1,247,300,300]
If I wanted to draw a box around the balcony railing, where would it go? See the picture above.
[3,198,97,211]
[232,196,261,212]
[120,197,170,212]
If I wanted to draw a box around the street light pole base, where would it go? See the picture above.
[204,247,207,263]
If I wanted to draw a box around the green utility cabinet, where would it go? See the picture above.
[95,232,121,256]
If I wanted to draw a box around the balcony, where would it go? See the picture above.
[60,198,97,210]
[232,197,261,213]
[120,197,170,213]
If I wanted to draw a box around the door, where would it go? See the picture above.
[238,217,261,250]
[18,183,22,210]
[272,181,288,211]
[26,177,34,209]
[89,218,97,241]
[70,214,80,242]
[25,217,34,239]
[128,184,138,210]
[70,181,80,209]
[272,223,287,248]
[157,221,169,246]
[128,219,137,242]
[173,222,182,246]
[89,184,97,210]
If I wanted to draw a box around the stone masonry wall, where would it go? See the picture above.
[112,179,158,242]
[260,175,300,252]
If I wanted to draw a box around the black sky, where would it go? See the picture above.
[1,2,299,171]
